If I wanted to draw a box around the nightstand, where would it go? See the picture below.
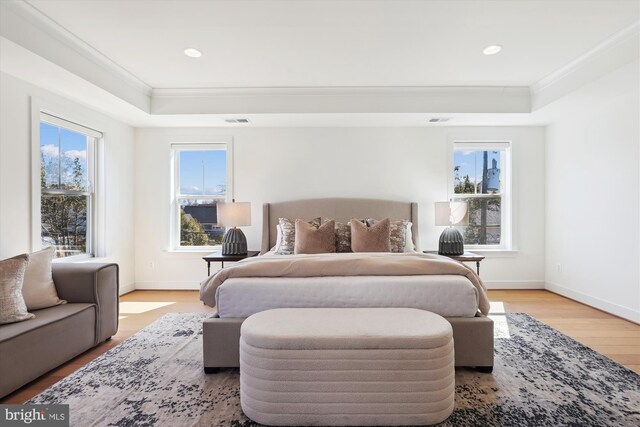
[423,251,485,275]
[203,250,260,276]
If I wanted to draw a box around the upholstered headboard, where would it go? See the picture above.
[261,198,419,253]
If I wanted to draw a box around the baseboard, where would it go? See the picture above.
[119,282,136,296]
[484,280,545,290]
[134,281,200,290]
[545,282,640,324]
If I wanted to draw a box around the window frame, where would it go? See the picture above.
[35,112,101,260]
[448,140,512,250]
[170,142,233,251]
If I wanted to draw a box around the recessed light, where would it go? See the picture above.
[184,48,202,58]
[482,45,502,55]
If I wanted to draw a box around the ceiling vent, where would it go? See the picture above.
[428,117,451,123]
[225,118,250,124]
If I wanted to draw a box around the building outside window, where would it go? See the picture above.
[451,141,511,248]
[39,113,100,258]
[172,143,228,248]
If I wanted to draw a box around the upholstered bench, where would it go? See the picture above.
[239,308,455,426]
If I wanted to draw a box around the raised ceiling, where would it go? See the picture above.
[1,1,638,126]
[26,0,640,89]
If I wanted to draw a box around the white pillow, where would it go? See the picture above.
[22,246,66,310]
[404,222,415,252]
[274,224,283,253]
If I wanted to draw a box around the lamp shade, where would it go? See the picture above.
[217,202,251,227]
[434,201,469,226]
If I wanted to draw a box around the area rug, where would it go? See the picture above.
[29,313,640,426]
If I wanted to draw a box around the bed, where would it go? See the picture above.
[201,198,494,372]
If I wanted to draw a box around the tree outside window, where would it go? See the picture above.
[40,118,97,258]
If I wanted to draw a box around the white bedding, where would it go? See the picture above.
[215,275,479,318]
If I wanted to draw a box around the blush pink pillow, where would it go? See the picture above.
[294,220,336,254]
[350,218,391,252]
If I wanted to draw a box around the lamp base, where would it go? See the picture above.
[438,228,464,256]
[221,228,247,255]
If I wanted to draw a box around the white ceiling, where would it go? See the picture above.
[27,0,640,89]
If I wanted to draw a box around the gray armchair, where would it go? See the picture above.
[0,263,119,398]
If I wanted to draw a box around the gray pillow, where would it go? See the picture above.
[0,254,35,324]
[333,219,367,253]
[22,246,66,310]
[334,221,352,253]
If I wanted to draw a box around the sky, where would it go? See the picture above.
[179,150,226,195]
[40,122,88,189]
[42,122,226,195]
[454,149,501,191]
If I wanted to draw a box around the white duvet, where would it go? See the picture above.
[215,274,479,318]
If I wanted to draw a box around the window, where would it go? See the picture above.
[172,143,229,248]
[452,142,511,248]
[39,113,100,258]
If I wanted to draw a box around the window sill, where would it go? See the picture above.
[165,248,221,254]
[466,248,519,258]
[52,254,94,263]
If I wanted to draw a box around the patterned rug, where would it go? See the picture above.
[29,313,639,426]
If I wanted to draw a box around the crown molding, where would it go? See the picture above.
[5,0,152,98]
[153,86,527,98]
[151,86,531,115]
[531,21,639,95]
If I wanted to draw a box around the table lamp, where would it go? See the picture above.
[435,201,469,255]
[217,201,251,255]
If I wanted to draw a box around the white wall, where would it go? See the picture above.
[134,126,545,290]
[545,59,640,322]
[0,72,136,294]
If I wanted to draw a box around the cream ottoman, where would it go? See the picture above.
[240,308,455,426]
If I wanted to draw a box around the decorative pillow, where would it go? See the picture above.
[351,218,391,252]
[0,254,35,325]
[22,246,66,310]
[333,219,366,253]
[367,219,409,253]
[334,222,352,253]
[274,224,283,253]
[275,217,321,255]
[404,222,415,252]
[295,219,336,254]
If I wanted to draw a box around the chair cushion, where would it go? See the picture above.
[241,308,452,350]
[0,303,95,343]
[0,303,96,398]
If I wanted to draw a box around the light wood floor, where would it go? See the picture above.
[2,289,638,404]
